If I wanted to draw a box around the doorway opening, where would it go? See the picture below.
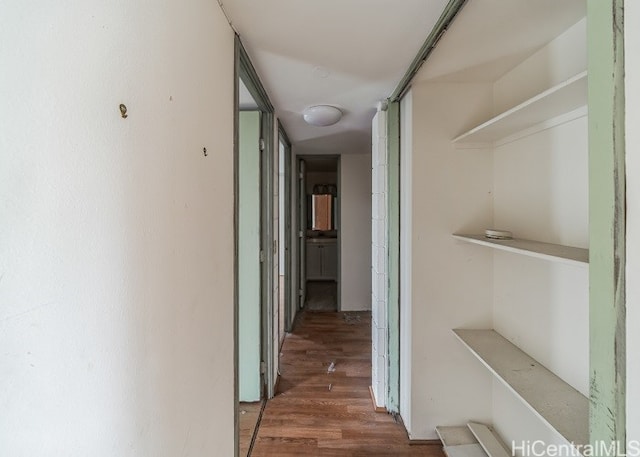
[296,155,340,315]
[236,83,264,457]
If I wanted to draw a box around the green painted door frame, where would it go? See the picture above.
[235,36,277,402]
[588,0,626,448]
[279,123,294,332]
[234,34,284,457]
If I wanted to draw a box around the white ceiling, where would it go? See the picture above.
[224,0,586,155]
[414,0,586,83]
[221,0,450,155]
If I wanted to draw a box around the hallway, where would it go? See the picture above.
[250,311,445,457]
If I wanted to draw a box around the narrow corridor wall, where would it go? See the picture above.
[0,0,235,455]
[340,153,372,311]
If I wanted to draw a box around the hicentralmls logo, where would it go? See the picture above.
[512,440,640,457]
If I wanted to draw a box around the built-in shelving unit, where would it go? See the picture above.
[452,234,588,266]
[452,71,587,147]
[439,18,589,452]
[453,329,589,447]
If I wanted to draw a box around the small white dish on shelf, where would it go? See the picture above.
[485,229,513,240]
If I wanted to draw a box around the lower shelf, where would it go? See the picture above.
[436,426,485,457]
[453,329,588,447]
[437,423,510,457]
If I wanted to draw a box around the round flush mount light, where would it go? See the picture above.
[303,105,342,127]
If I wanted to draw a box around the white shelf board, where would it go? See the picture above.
[436,426,478,446]
[444,445,487,457]
[437,425,486,457]
[452,234,588,266]
[467,423,510,457]
[452,71,587,146]
[453,329,589,447]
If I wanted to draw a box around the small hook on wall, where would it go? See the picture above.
[119,104,128,119]
[203,147,208,157]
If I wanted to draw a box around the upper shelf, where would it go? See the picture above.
[452,234,588,267]
[453,329,589,448]
[452,71,587,147]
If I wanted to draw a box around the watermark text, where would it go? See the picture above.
[512,440,640,456]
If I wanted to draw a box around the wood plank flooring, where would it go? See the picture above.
[250,311,445,457]
[239,401,263,457]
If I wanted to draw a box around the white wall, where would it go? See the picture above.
[492,19,587,115]
[340,153,372,311]
[492,119,589,394]
[0,1,235,456]
[626,0,640,441]
[408,81,495,439]
[491,22,588,450]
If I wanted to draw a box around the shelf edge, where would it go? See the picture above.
[452,234,589,266]
[452,71,588,145]
[494,105,587,148]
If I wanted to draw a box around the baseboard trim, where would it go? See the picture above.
[368,386,387,413]
[408,439,443,446]
[269,372,282,400]
[395,415,443,446]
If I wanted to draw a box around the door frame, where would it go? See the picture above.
[234,34,283,457]
[296,157,307,310]
[295,154,341,311]
[278,123,294,332]
[587,0,626,444]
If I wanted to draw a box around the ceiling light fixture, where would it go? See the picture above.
[303,105,342,127]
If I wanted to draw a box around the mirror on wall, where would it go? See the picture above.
[306,181,338,234]
[310,186,337,231]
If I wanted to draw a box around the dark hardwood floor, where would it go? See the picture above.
[250,311,445,457]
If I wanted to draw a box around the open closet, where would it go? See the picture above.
[399,1,589,454]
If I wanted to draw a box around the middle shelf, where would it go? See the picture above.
[451,71,587,147]
[452,234,588,266]
[453,329,588,447]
